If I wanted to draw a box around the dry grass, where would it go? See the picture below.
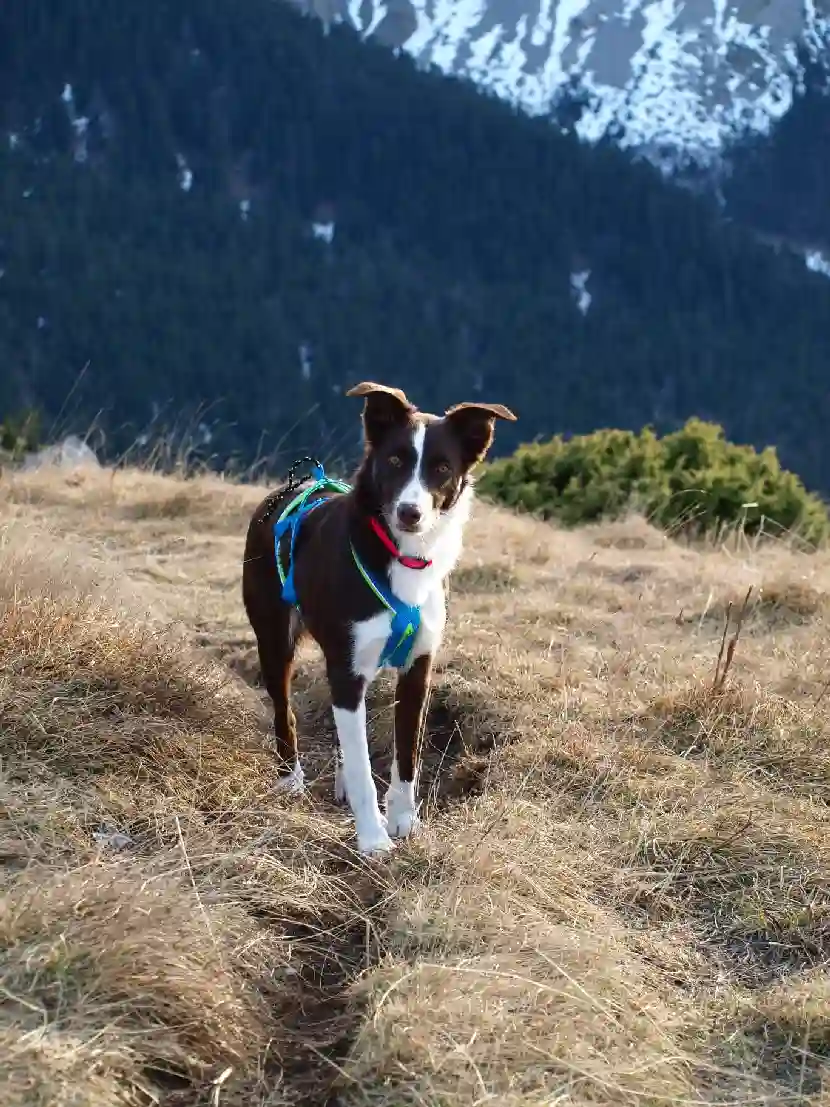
[3,462,830,1105]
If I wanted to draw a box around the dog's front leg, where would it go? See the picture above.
[328,665,394,855]
[387,652,432,838]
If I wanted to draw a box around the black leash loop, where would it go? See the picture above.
[257,455,324,523]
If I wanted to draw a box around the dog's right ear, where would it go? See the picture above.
[346,381,415,448]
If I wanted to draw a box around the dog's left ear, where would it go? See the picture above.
[444,401,518,469]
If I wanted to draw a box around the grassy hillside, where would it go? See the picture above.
[2,462,830,1105]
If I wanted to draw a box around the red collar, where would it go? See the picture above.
[368,516,432,570]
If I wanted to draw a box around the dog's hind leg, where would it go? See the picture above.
[242,498,310,793]
[249,598,305,793]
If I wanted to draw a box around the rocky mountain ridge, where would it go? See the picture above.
[294,0,829,165]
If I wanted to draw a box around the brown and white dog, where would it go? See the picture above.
[242,382,516,854]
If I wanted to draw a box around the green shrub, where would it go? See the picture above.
[0,409,42,460]
[477,419,830,544]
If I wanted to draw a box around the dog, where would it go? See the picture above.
[242,382,516,854]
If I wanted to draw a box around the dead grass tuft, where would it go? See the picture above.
[734,974,830,1092]
[121,489,194,520]
[452,562,519,594]
[0,591,270,809]
[587,514,669,551]
[347,916,696,1107]
[642,683,830,798]
[1,866,280,1107]
[756,578,828,620]
[698,578,828,629]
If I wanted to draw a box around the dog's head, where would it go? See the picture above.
[347,381,517,539]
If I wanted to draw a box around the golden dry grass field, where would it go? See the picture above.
[2,463,830,1106]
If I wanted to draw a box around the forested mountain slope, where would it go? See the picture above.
[2,0,830,486]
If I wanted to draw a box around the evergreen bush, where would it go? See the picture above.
[477,419,830,544]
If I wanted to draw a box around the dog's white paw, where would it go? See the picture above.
[356,824,396,856]
[387,806,422,839]
[386,783,421,839]
[274,762,305,795]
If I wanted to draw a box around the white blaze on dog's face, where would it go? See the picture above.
[346,382,517,540]
[391,421,434,536]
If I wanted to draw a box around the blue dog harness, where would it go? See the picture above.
[273,463,422,670]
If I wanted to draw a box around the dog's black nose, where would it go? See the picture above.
[396,503,422,530]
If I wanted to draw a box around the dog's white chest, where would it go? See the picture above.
[350,579,446,679]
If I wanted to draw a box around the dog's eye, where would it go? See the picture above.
[388,454,402,468]
[435,461,451,476]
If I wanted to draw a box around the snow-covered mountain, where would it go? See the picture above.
[293,0,828,164]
